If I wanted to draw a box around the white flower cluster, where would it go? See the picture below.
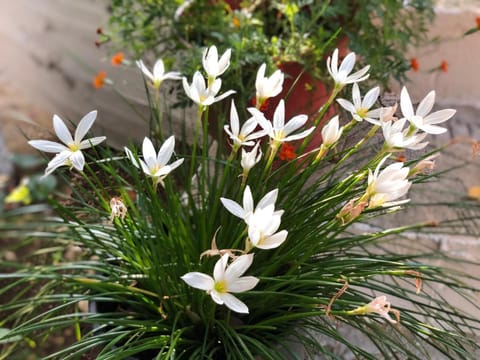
[28,45,456,315]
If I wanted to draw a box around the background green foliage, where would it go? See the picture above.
[106,0,434,89]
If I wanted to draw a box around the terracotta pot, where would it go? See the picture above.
[223,0,241,10]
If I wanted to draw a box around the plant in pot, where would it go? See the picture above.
[1,40,480,359]
[103,0,435,129]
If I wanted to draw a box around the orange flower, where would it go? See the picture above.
[476,16,480,29]
[232,16,241,28]
[440,60,448,73]
[93,71,107,89]
[111,52,124,66]
[279,143,297,161]
[410,58,419,72]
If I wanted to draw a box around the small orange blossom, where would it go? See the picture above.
[93,71,107,89]
[279,143,297,161]
[410,58,419,72]
[440,60,448,73]
[111,52,124,66]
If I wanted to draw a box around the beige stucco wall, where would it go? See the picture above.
[0,0,151,151]
[392,7,480,110]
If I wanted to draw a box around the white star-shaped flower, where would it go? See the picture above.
[183,71,235,107]
[136,59,182,89]
[28,110,106,176]
[400,87,456,135]
[224,100,266,148]
[327,48,370,86]
[248,100,314,143]
[337,83,381,125]
[321,115,344,147]
[382,118,428,151]
[255,63,284,106]
[221,186,287,250]
[181,253,259,314]
[241,142,262,173]
[220,185,282,222]
[202,45,231,81]
[246,205,288,250]
[366,156,411,208]
[124,136,184,184]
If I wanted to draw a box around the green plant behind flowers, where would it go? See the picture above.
[1,46,479,360]
[105,0,434,90]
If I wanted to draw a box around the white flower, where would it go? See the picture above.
[255,63,284,105]
[224,101,266,148]
[400,87,456,135]
[202,45,231,81]
[136,59,182,88]
[246,205,288,250]
[366,156,411,208]
[183,71,235,106]
[241,143,262,173]
[382,118,428,151]
[181,253,259,314]
[321,115,343,147]
[327,48,370,86]
[337,84,381,125]
[28,110,106,176]
[221,185,282,222]
[124,136,184,183]
[249,100,315,144]
[222,186,287,250]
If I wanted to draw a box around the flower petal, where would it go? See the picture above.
[339,52,356,76]
[257,188,278,209]
[214,254,229,281]
[230,100,239,136]
[228,276,259,293]
[157,136,175,166]
[419,124,447,135]
[256,230,288,250]
[352,83,361,108]
[400,87,414,118]
[79,136,106,150]
[136,60,154,81]
[53,115,73,145]
[44,151,71,177]
[218,293,249,314]
[362,87,380,109]
[28,140,68,153]
[75,110,98,143]
[416,91,435,117]
[142,137,158,170]
[153,59,165,80]
[69,150,85,171]
[424,109,456,125]
[225,254,254,283]
[181,272,214,291]
[220,198,245,219]
[336,99,356,114]
[273,100,286,129]
[283,115,308,136]
[283,127,315,142]
[168,158,184,171]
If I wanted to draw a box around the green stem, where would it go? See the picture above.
[298,84,342,154]
[262,141,280,179]
[188,106,205,190]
